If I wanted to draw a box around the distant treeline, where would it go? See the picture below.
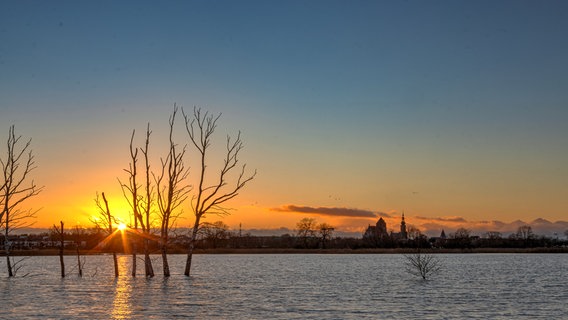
[2,225,567,254]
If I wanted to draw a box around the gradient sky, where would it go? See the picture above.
[1,1,567,235]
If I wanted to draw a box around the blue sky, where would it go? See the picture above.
[1,1,567,232]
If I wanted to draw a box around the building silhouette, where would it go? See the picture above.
[363,213,408,242]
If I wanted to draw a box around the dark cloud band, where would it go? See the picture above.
[272,205,382,218]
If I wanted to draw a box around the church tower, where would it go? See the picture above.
[376,217,387,236]
[400,212,408,239]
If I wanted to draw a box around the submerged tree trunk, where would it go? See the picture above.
[184,221,200,277]
[112,252,118,278]
[161,242,170,277]
[184,242,195,277]
[5,226,13,277]
[131,239,137,277]
[76,244,82,277]
[5,249,13,277]
[58,221,65,278]
[144,238,154,277]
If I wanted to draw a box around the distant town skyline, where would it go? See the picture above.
[1,1,567,233]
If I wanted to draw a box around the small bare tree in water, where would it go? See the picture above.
[182,107,256,277]
[93,192,119,277]
[404,251,442,280]
[52,221,65,278]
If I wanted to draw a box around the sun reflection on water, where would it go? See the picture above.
[111,256,133,319]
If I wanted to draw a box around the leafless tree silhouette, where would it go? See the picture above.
[154,107,191,277]
[93,192,119,277]
[201,221,230,249]
[296,217,317,248]
[120,131,140,277]
[182,107,256,276]
[318,223,334,249]
[404,251,442,280]
[52,221,65,278]
[120,126,155,277]
[1,125,43,277]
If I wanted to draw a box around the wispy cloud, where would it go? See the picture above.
[272,205,381,218]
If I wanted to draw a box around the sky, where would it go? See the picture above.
[1,0,567,236]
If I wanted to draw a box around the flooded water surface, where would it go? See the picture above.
[1,254,566,319]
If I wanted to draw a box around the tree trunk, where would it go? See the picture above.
[59,221,65,278]
[5,230,13,277]
[76,245,82,277]
[143,238,154,277]
[184,220,200,277]
[5,217,13,277]
[184,241,195,277]
[131,241,137,278]
[113,252,119,278]
[161,245,170,277]
[6,254,13,277]
[130,230,137,277]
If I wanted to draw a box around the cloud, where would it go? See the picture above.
[272,205,380,218]
[415,216,467,223]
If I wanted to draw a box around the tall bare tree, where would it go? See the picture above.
[120,125,155,277]
[0,125,43,277]
[93,192,119,277]
[182,107,256,276]
[120,131,140,277]
[154,107,191,277]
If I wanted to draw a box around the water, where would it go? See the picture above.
[1,253,566,319]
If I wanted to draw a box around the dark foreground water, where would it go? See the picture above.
[1,253,566,319]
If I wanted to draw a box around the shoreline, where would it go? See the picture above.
[3,247,567,256]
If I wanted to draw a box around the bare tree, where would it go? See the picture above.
[154,107,191,277]
[485,231,502,240]
[515,225,534,240]
[120,131,140,277]
[515,225,535,246]
[451,227,472,248]
[120,126,155,277]
[139,125,155,277]
[201,221,230,249]
[318,223,334,249]
[71,225,86,277]
[52,221,65,278]
[296,217,317,248]
[0,125,43,277]
[404,251,442,280]
[182,107,256,276]
[93,192,119,277]
[406,225,422,240]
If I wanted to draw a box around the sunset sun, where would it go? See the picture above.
[117,222,127,231]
